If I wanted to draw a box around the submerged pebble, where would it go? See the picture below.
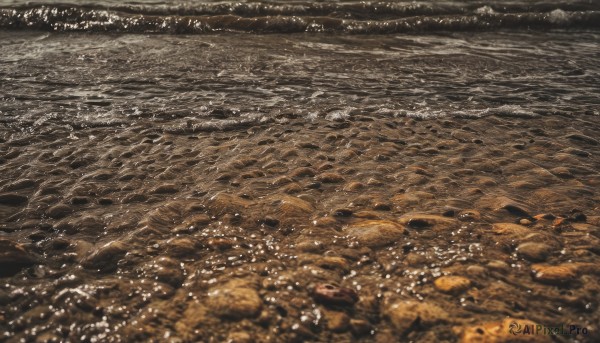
[434,275,472,294]
[0,239,38,276]
[385,300,449,335]
[312,284,359,307]
[207,284,262,319]
[344,220,405,247]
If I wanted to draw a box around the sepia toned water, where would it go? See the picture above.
[1,1,599,342]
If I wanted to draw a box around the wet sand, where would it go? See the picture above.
[1,111,599,342]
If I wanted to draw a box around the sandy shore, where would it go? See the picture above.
[1,112,599,342]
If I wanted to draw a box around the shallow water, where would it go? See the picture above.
[1,1,600,343]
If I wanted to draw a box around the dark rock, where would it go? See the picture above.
[312,284,358,307]
[0,179,37,191]
[566,133,599,146]
[333,208,353,217]
[152,184,179,194]
[70,196,90,205]
[98,198,113,205]
[81,241,128,272]
[0,193,28,206]
[0,239,38,277]
[46,204,73,219]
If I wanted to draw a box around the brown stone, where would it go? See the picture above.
[46,204,73,219]
[315,256,350,273]
[325,311,350,333]
[476,196,531,217]
[434,276,472,294]
[398,214,458,230]
[166,237,198,257]
[290,167,317,178]
[343,181,365,191]
[207,237,234,251]
[457,210,481,222]
[226,331,253,343]
[391,191,435,208]
[350,319,372,336]
[151,184,178,194]
[312,284,358,307]
[81,241,128,272]
[175,302,211,341]
[531,264,578,284]
[345,220,405,247]
[491,223,530,236]
[273,195,313,219]
[385,300,449,335]
[208,192,250,215]
[316,172,345,183]
[516,242,553,262]
[206,286,262,319]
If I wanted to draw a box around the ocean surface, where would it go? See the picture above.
[1,1,600,343]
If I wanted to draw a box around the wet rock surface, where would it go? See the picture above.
[1,111,599,342]
[344,220,405,248]
[0,239,38,277]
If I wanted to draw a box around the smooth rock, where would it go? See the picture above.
[315,256,350,273]
[434,276,472,294]
[272,176,294,186]
[150,257,185,287]
[151,184,178,194]
[476,196,531,217]
[46,204,73,219]
[175,302,211,341]
[457,210,481,222]
[290,167,317,178]
[315,172,345,183]
[207,286,262,319]
[565,133,599,146]
[0,193,28,206]
[226,331,253,343]
[466,265,487,276]
[166,237,197,257]
[398,214,458,230]
[345,220,405,248]
[0,179,37,191]
[519,218,533,225]
[81,241,128,272]
[273,195,313,218]
[492,223,530,236]
[179,214,211,230]
[325,310,350,333]
[343,181,365,191]
[353,211,381,219]
[312,284,359,307]
[487,260,510,272]
[391,191,435,208]
[385,300,449,335]
[0,239,38,276]
[350,319,372,336]
[531,264,578,284]
[516,242,553,262]
[208,193,250,215]
[295,240,324,253]
[207,237,234,251]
